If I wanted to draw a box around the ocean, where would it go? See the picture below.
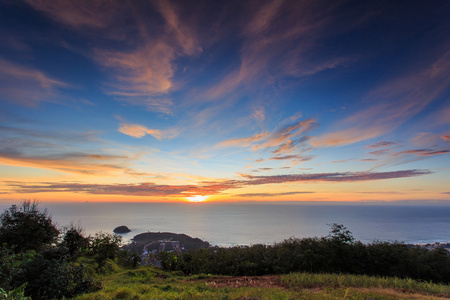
[1,202,449,246]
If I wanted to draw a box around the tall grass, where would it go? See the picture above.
[281,272,450,296]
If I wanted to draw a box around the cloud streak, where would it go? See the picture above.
[393,149,450,157]
[237,191,315,198]
[3,169,431,196]
[0,125,133,175]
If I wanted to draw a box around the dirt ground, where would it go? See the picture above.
[205,275,286,289]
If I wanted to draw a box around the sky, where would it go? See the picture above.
[0,0,449,203]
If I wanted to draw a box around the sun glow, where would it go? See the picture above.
[186,195,208,202]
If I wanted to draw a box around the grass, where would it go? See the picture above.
[76,264,450,299]
[281,272,450,296]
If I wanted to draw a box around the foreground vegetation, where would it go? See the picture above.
[0,201,137,299]
[76,265,450,299]
[1,201,450,299]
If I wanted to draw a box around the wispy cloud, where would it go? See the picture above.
[250,168,273,173]
[27,1,202,114]
[215,132,269,148]
[269,155,314,163]
[392,149,450,157]
[215,118,317,164]
[369,149,392,156]
[0,125,133,175]
[154,0,202,56]
[366,141,398,149]
[0,58,69,106]
[95,42,177,114]
[311,52,450,147]
[359,158,377,162]
[204,1,352,101]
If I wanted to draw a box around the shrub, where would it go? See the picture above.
[0,200,59,253]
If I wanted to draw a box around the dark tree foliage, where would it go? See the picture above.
[61,224,90,260]
[159,224,450,284]
[0,200,59,253]
[13,249,101,299]
[0,202,102,298]
[0,245,17,289]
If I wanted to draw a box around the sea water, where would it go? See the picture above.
[0,202,449,246]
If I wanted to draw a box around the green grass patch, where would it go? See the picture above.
[281,272,450,296]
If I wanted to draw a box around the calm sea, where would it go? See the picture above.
[1,202,449,246]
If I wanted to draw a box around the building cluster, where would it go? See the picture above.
[417,242,450,252]
[141,240,183,266]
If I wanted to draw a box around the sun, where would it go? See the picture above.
[186,195,208,202]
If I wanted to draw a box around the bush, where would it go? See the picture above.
[13,251,101,299]
[0,200,59,253]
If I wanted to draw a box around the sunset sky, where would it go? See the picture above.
[0,0,449,203]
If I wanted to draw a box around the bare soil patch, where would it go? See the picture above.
[205,275,286,289]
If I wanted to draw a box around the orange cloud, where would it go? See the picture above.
[0,58,68,106]
[155,0,202,55]
[442,135,450,142]
[118,122,178,140]
[215,132,269,148]
[216,118,316,152]
[96,42,176,114]
[311,127,385,148]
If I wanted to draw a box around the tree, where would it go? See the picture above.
[89,232,122,267]
[326,223,355,244]
[61,224,89,260]
[0,200,59,253]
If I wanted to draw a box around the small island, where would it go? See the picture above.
[113,225,131,234]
